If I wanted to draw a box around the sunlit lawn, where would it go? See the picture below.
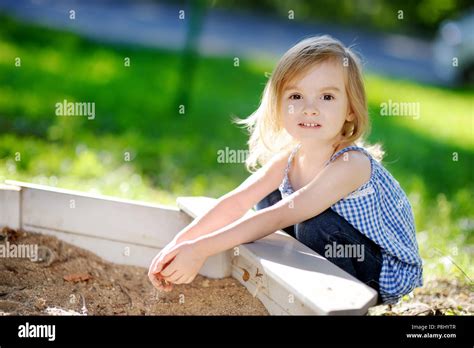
[0,14,472,281]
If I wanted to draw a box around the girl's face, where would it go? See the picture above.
[280,59,354,145]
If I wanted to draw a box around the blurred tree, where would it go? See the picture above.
[174,0,207,114]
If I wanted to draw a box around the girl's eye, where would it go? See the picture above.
[289,94,302,100]
[322,94,334,101]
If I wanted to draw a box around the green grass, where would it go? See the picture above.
[0,14,472,281]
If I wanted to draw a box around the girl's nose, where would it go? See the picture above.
[303,104,319,116]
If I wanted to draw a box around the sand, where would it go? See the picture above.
[0,228,268,316]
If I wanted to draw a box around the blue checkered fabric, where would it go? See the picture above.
[279,144,423,304]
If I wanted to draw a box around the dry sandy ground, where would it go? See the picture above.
[0,228,268,315]
[368,277,473,316]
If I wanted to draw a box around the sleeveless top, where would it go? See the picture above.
[279,143,423,304]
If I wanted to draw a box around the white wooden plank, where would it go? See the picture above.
[232,264,290,315]
[0,184,21,230]
[176,196,378,315]
[4,181,231,278]
[231,244,315,315]
[243,232,378,315]
[7,180,191,248]
[231,254,292,315]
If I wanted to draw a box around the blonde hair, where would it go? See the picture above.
[234,35,384,172]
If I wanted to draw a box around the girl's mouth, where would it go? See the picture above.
[298,122,322,129]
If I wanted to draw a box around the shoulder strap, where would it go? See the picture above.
[284,143,301,174]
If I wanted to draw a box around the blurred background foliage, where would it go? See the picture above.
[163,0,474,37]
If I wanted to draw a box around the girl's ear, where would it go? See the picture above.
[346,109,355,122]
[346,102,355,122]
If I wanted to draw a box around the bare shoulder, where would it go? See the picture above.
[330,150,371,185]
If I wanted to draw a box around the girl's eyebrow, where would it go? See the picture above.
[320,86,341,92]
[283,85,341,92]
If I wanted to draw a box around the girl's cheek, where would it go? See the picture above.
[285,102,302,115]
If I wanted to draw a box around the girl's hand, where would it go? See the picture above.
[149,240,208,292]
[148,240,179,291]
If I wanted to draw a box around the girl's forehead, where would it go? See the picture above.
[284,60,346,90]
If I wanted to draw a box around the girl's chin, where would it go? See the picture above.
[295,129,325,138]
[287,131,336,143]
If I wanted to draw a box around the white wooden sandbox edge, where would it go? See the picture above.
[0,180,229,279]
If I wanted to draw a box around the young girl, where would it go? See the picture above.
[148,35,423,304]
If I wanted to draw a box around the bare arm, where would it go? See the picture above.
[172,150,290,244]
[193,152,371,257]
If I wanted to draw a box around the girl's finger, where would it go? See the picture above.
[150,279,163,291]
[174,275,188,285]
[148,252,167,286]
[154,247,180,274]
[161,264,177,278]
[151,279,164,291]
[148,269,161,289]
[169,273,185,284]
[152,273,166,290]
[149,252,164,275]
[159,274,175,291]
[155,258,174,277]
[149,271,166,290]
[164,269,182,283]
[184,275,195,284]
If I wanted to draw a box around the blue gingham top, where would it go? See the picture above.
[279,143,423,303]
